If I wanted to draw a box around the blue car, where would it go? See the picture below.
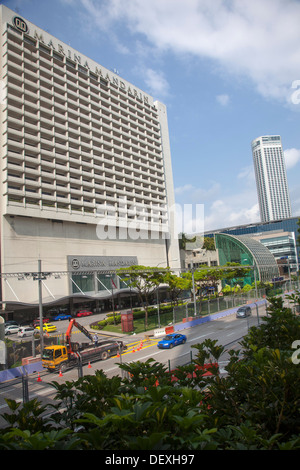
[157,333,187,349]
[51,313,72,321]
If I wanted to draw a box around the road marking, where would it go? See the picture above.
[187,333,209,343]
[226,331,239,337]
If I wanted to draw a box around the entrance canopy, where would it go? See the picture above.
[215,233,279,283]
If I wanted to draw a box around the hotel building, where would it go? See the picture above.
[0,6,180,315]
[251,135,292,223]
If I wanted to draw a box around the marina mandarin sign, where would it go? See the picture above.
[10,16,150,105]
[68,256,138,272]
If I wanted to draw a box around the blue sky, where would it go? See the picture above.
[3,0,300,233]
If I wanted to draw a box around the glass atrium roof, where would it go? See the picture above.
[215,233,280,284]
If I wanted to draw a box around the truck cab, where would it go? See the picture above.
[42,345,68,371]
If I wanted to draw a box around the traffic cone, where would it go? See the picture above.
[132,347,136,353]
[37,372,42,382]
[59,369,63,377]
[88,361,92,368]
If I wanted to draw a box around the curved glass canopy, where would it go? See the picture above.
[215,233,279,285]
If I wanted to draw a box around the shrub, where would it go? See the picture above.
[93,320,107,330]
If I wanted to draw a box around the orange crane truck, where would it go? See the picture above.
[41,318,126,372]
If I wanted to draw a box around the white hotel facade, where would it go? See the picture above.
[0,6,180,314]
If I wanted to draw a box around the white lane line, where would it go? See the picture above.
[187,333,210,343]
[226,331,239,337]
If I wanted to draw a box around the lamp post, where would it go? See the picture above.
[156,286,161,328]
[106,274,116,325]
[191,261,197,316]
[38,260,43,351]
[32,260,48,353]
[124,275,133,312]
[155,259,176,326]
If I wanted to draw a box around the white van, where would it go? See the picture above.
[18,326,35,338]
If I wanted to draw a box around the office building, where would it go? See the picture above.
[0,6,180,314]
[205,216,300,273]
[251,135,292,223]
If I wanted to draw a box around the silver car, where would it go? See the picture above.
[18,326,35,338]
[5,324,20,335]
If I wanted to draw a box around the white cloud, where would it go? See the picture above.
[216,94,230,106]
[77,0,300,103]
[204,200,260,232]
[175,180,260,232]
[174,184,194,195]
[237,166,256,187]
[143,68,170,98]
[284,148,300,169]
[175,182,221,204]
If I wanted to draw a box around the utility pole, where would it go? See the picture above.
[34,260,45,353]
[191,261,197,316]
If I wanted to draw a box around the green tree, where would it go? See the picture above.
[202,236,216,251]
[182,266,223,300]
[161,271,191,305]
[221,262,252,289]
[117,265,165,328]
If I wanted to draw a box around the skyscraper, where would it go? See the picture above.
[251,135,291,223]
[0,6,180,309]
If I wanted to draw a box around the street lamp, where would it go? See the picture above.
[191,260,197,316]
[123,275,133,313]
[32,260,49,352]
[105,274,116,325]
[155,258,178,324]
[156,286,161,328]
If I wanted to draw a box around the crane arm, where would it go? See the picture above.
[65,318,94,354]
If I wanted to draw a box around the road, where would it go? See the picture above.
[0,304,266,428]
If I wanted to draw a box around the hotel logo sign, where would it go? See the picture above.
[68,255,138,272]
[71,258,80,270]
[9,14,151,105]
[13,16,28,33]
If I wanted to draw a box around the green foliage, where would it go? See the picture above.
[0,296,299,450]
[240,296,300,354]
[117,265,166,328]
[202,236,216,251]
[161,271,191,305]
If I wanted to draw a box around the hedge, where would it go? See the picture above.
[91,304,173,330]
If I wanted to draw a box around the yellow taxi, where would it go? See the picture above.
[35,323,57,333]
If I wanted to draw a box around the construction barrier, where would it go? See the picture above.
[165,326,174,334]
[174,299,267,334]
[153,328,165,338]
[0,361,43,383]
